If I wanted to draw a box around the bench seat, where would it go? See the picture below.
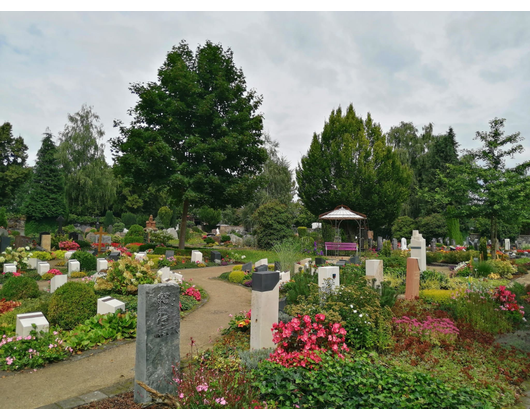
[325,242,357,256]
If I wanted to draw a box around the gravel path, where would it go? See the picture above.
[0,265,250,409]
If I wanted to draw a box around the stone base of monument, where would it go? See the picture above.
[97,296,126,315]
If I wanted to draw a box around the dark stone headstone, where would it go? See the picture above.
[108,251,121,261]
[107,225,113,234]
[445,238,450,246]
[274,261,281,272]
[279,297,287,312]
[56,215,65,235]
[255,264,268,272]
[134,283,180,403]
[451,239,456,247]
[242,262,252,272]
[335,260,347,267]
[315,257,326,266]
[438,237,443,245]
[350,255,361,265]
[0,236,10,253]
[210,251,221,263]
[166,250,175,259]
[87,249,98,256]
[430,238,436,252]
[252,271,280,292]
[14,235,32,249]
[69,232,77,241]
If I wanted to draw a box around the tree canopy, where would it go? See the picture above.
[56,104,116,216]
[296,104,411,235]
[111,40,267,248]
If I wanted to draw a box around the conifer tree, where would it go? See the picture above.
[24,130,66,220]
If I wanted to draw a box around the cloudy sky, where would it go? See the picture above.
[2,6,530,174]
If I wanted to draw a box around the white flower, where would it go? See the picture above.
[359,314,363,317]
[6,247,11,252]
[25,246,30,251]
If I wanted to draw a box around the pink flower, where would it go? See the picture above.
[215,397,227,405]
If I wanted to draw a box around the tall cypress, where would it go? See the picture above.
[24,130,66,220]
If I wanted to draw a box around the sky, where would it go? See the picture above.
[2,3,530,176]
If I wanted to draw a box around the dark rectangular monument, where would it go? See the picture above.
[210,250,222,263]
[134,283,180,403]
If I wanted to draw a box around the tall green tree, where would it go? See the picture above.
[111,40,267,249]
[23,130,66,220]
[57,104,116,216]
[296,105,411,235]
[438,118,530,259]
[0,122,32,208]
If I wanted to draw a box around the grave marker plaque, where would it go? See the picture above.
[165,250,175,259]
[0,236,10,253]
[210,251,221,263]
[134,283,180,403]
[16,312,49,337]
[241,262,252,273]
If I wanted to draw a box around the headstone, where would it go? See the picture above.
[335,260,347,267]
[0,236,10,253]
[299,258,311,266]
[97,258,108,272]
[165,250,175,259]
[86,249,98,256]
[157,266,183,284]
[241,262,252,273]
[64,251,74,260]
[451,239,456,247]
[368,238,373,249]
[16,312,49,337]
[274,261,281,272]
[68,232,79,241]
[505,238,510,251]
[250,271,280,351]
[255,258,268,268]
[107,225,113,234]
[97,296,126,315]
[445,238,450,246]
[166,228,179,240]
[401,238,408,251]
[315,257,326,266]
[438,237,443,245]
[27,258,39,270]
[134,283,180,403]
[377,236,383,251]
[40,233,51,252]
[37,261,50,276]
[50,275,68,293]
[255,264,268,272]
[0,227,8,237]
[279,270,291,286]
[430,238,437,252]
[410,230,426,272]
[365,259,383,291]
[67,259,81,276]
[317,266,340,292]
[311,222,322,229]
[392,238,398,251]
[405,257,420,300]
[56,215,65,235]
[487,239,492,246]
[191,250,203,263]
[210,251,222,264]
[14,235,31,249]
[350,255,361,265]
[108,251,121,261]
[135,252,147,261]
[2,263,16,273]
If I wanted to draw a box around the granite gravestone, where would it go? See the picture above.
[108,251,121,261]
[274,261,281,272]
[315,257,326,266]
[210,251,222,264]
[134,283,180,403]
[165,250,175,259]
[241,262,252,273]
[14,235,31,249]
[377,237,383,251]
[40,233,51,252]
[392,238,398,251]
[0,227,8,237]
[431,238,437,252]
[0,236,10,253]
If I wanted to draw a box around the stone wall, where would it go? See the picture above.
[7,217,25,235]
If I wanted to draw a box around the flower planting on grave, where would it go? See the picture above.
[94,256,159,294]
[0,246,32,270]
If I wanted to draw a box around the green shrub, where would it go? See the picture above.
[30,251,53,261]
[157,206,173,229]
[391,216,416,241]
[76,240,92,249]
[479,236,488,261]
[221,234,231,243]
[180,294,198,311]
[380,240,392,257]
[123,236,144,245]
[472,260,495,278]
[204,237,215,245]
[228,271,247,284]
[420,270,449,290]
[48,282,97,330]
[113,222,125,233]
[104,210,114,229]
[419,289,454,305]
[0,207,7,229]
[297,226,308,237]
[126,224,144,236]
[253,200,293,250]
[0,277,40,300]
[71,251,97,272]
[121,212,137,228]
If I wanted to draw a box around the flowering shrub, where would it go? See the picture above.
[393,316,459,346]
[58,240,80,251]
[0,331,74,371]
[492,285,525,323]
[47,269,63,276]
[0,246,32,270]
[183,286,201,302]
[93,256,159,294]
[222,310,252,334]
[268,313,349,369]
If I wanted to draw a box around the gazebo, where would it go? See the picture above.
[319,205,367,257]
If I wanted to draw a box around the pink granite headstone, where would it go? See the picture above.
[405,257,420,300]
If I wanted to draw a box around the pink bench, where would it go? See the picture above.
[325,242,357,256]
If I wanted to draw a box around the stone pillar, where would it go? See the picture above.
[250,271,280,351]
[410,230,426,272]
[505,239,510,251]
[365,259,383,292]
[134,283,180,403]
[405,257,420,300]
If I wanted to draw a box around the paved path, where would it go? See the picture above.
[0,265,250,409]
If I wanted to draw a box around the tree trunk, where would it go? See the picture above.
[178,198,189,250]
[490,216,497,260]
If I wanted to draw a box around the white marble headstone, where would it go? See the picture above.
[255,258,268,268]
[191,250,203,263]
[64,251,74,260]
[3,263,16,273]
[317,266,340,291]
[16,312,49,337]
[401,238,408,251]
[27,258,39,270]
[50,275,68,293]
[365,259,384,292]
[135,252,147,261]
[68,259,81,276]
[97,258,108,272]
[37,262,50,276]
[97,296,126,315]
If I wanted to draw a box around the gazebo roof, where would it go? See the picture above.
[318,205,366,220]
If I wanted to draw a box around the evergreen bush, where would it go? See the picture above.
[0,277,40,300]
[71,251,97,271]
[121,212,136,228]
[48,282,97,330]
